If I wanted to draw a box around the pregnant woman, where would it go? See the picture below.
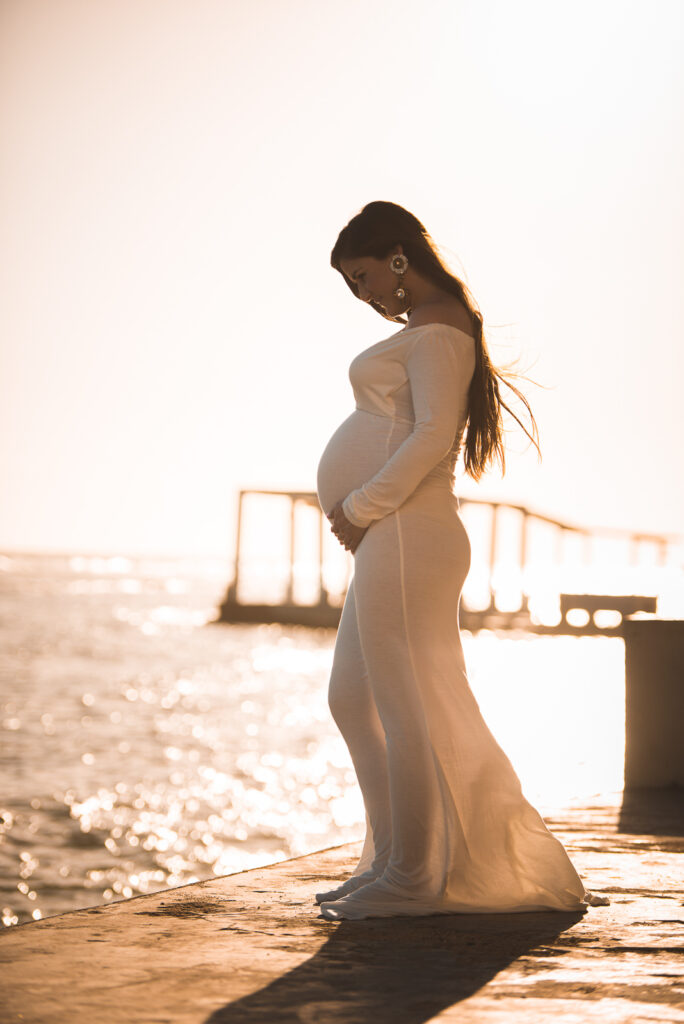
[314,200,608,921]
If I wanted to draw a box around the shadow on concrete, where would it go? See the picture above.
[205,909,584,1024]
[618,786,684,836]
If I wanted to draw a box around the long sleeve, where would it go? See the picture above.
[341,328,475,528]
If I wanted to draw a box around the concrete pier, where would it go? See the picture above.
[1,791,683,1023]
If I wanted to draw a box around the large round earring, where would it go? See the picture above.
[389,253,409,302]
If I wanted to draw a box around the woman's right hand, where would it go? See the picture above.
[327,501,369,554]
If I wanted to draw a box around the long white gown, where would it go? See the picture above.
[315,322,607,920]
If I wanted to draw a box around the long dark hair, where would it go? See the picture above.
[330,200,540,479]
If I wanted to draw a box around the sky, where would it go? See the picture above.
[1,0,683,558]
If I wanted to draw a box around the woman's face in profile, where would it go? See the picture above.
[339,250,404,316]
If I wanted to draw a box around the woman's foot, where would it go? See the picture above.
[319,876,437,920]
[314,867,382,905]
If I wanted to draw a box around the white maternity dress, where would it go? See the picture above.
[315,322,607,920]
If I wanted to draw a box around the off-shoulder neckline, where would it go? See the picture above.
[400,323,475,341]
[354,322,476,360]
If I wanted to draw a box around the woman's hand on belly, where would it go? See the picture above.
[327,500,368,554]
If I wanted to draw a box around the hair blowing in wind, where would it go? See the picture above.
[331,200,541,480]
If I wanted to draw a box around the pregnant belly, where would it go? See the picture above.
[316,409,410,516]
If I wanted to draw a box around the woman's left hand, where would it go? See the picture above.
[327,500,368,554]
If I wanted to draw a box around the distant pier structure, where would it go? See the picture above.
[217,488,681,636]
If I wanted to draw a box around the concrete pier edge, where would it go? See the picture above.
[1,791,683,1023]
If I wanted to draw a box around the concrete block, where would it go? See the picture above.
[623,619,684,788]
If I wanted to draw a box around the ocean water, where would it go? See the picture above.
[0,551,626,928]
